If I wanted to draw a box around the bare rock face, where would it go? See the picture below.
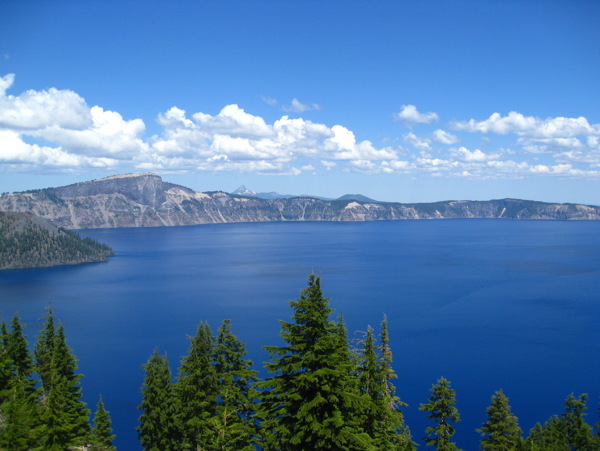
[1,173,599,229]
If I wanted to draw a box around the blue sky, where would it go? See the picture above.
[1,1,599,204]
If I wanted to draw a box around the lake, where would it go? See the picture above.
[1,219,599,449]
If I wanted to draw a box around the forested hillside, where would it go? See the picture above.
[0,211,113,270]
[1,276,599,450]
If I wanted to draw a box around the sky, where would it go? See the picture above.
[1,0,600,204]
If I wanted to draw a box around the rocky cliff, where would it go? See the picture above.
[1,173,599,229]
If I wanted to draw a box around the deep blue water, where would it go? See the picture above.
[1,220,599,450]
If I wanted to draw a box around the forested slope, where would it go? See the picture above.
[0,211,113,270]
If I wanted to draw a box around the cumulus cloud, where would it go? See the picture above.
[453,111,599,138]
[394,104,438,125]
[282,98,321,113]
[450,147,501,162]
[404,132,431,151]
[433,129,459,145]
[149,106,398,173]
[0,73,90,130]
[2,74,600,180]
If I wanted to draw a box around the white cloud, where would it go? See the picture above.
[261,96,278,106]
[450,147,500,162]
[433,129,459,145]
[403,132,431,151]
[453,111,599,139]
[394,104,438,125]
[282,98,321,113]
[3,74,600,181]
[0,74,90,130]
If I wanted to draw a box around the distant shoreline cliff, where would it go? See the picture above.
[1,173,599,230]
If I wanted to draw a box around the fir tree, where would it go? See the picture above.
[176,322,217,449]
[259,274,373,450]
[37,324,90,449]
[0,317,42,449]
[209,318,259,450]
[34,307,56,392]
[420,377,462,450]
[477,390,523,450]
[7,316,33,380]
[525,416,569,451]
[379,316,414,450]
[91,395,116,451]
[138,348,180,451]
[560,393,594,450]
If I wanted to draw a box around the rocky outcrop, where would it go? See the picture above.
[1,173,599,229]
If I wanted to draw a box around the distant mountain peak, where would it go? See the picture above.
[336,194,379,203]
[232,185,257,196]
[97,172,160,182]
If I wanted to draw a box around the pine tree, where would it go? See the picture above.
[91,395,116,450]
[525,416,569,450]
[7,316,34,380]
[138,348,180,451]
[176,322,217,449]
[37,324,90,449]
[379,316,414,450]
[0,317,42,449]
[477,390,523,450]
[259,274,373,450]
[561,393,594,450]
[419,377,462,450]
[209,318,259,450]
[34,307,56,392]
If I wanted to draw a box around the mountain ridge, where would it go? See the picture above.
[1,173,599,229]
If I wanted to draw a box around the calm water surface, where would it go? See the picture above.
[1,220,599,450]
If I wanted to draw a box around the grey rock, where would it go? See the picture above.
[1,173,599,229]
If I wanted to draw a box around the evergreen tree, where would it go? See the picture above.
[91,395,116,451]
[561,393,594,450]
[37,324,90,449]
[34,307,56,392]
[7,316,34,380]
[477,390,523,450]
[0,322,11,401]
[0,317,42,449]
[138,348,180,451]
[525,417,569,451]
[176,322,217,449]
[259,274,373,450]
[209,318,259,450]
[378,316,414,450]
[420,377,462,450]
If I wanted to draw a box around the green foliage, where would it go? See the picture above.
[420,377,462,450]
[176,322,217,449]
[0,317,42,449]
[259,274,374,450]
[36,320,91,449]
[356,322,413,449]
[91,395,116,451]
[138,349,180,451]
[0,211,113,270]
[561,393,595,450]
[478,390,523,450]
[209,318,260,450]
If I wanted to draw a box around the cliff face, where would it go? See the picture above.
[1,173,599,229]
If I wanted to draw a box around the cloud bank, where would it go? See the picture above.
[1,74,599,180]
